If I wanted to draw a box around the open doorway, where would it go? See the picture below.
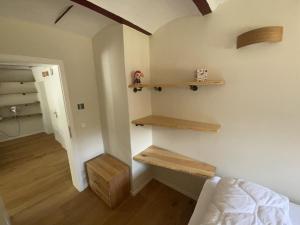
[0,55,84,221]
[0,57,83,221]
[31,65,71,151]
[0,64,70,150]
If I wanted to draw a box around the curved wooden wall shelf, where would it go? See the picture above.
[237,26,283,49]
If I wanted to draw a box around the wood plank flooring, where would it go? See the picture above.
[0,133,195,225]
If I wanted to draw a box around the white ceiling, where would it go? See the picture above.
[0,0,227,37]
[0,0,115,37]
[207,0,227,11]
[86,0,228,33]
[87,0,200,33]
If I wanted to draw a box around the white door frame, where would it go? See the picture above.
[0,54,84,191]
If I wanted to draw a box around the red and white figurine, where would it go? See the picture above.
[132,70,144,85]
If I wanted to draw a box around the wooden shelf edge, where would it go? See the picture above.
[132,115,221,133]
[0,113,42,122]
[128,80,225,89]
[133,145,216,177]
[0,92,38,96]
[0,81,35,84]
[0,101,40,108]
[237,26,283,49]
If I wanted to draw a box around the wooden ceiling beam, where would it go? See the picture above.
[192,0,212,15]
[71,0,152,36]
[55,5,74,24]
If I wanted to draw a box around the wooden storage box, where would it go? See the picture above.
[86,154,130,208]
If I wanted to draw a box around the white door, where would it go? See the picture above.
[45,66,70,150]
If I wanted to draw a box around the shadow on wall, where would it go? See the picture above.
[153,166,206,200]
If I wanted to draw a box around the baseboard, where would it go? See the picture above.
[154,177,199,200]
[0,130,45,142]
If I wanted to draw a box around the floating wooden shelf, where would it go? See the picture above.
[0,113,42,122]
[128,80,225,92]
[237,26,283,49]
[0,81,34,84]
[0,101,40,108]
[0,91,38,96]
[132,115,220,132]
[134,146,216,177]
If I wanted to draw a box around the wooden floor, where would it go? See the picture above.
[0,133,195,225]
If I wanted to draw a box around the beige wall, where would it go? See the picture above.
[0,69,43,141]
[150,0,300,203]
[0,17,104,190]
[123,26,153,193]
[93,24,132,166]
[93,24,153,193]
[0,117,44,141]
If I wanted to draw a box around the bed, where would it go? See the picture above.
[189,177,300,225]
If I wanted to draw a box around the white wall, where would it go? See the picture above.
[0,17,104,190]
[93,24,132,166]
[34,81,53,134]
[0,68,34,82]
[0,68,43,141]
[150,0,300,202]
[93,24,153,193]
[0,82,36,95]
[123,26,153,193]
[0,117,44,141]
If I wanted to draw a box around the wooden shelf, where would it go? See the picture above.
[0,101,40,108]
[128,80,225,92]
[132,115,221,132]
[0,91,37,96]
[134,146,216,177]
[0,113,42,122]
[0,81,34,83]
[237,26,283,49]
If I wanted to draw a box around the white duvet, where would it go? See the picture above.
[201,178,292,225]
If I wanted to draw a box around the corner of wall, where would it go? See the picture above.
[122,25,154,195]
[130,163,153,196]
[92,23,132,166]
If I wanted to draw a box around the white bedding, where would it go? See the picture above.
[290,203,300,225]
[189,177,300,225]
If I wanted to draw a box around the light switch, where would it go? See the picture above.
[77,103,85,110]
